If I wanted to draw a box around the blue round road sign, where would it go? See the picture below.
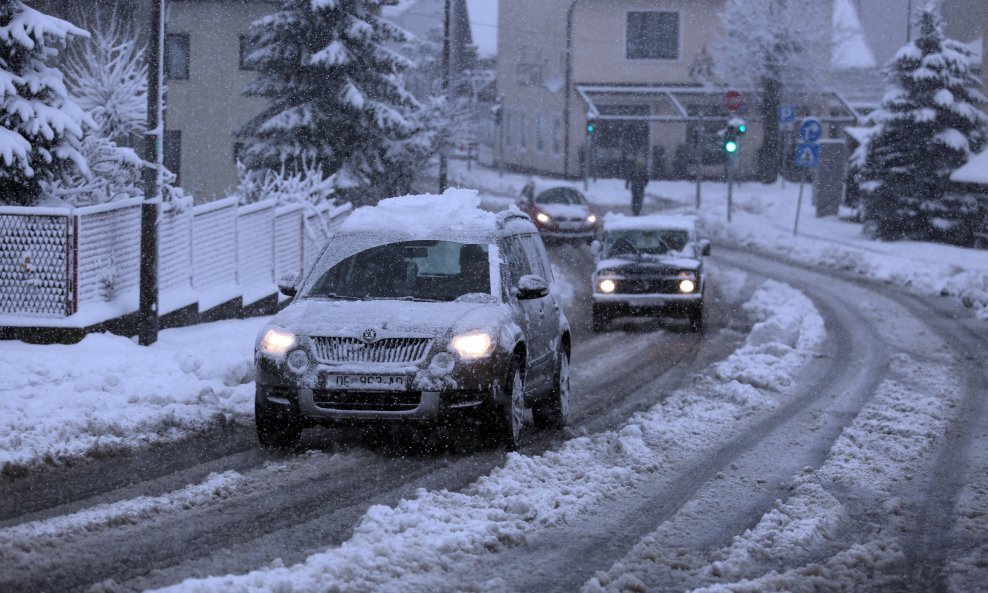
[798,118,822,143]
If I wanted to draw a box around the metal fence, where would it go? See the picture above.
[0,207,74,318]
[0,198,350,324]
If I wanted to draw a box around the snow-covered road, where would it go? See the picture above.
[2,237,985,592]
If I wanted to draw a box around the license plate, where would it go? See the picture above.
[328,374,407,391]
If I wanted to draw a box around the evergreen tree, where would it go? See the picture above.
[854,4,988,241]
[0,1,91,206]
[239,0,427,199]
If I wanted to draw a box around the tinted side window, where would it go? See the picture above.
[502,235,533,284]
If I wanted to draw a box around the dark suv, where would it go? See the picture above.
[254,193,571,451]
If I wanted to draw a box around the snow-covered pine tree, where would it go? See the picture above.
[854,4,988,241]
[239,0,427,199]
[0,1,91,206]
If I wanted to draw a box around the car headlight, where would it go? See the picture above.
[598,279,616,293]
[587,214,597,224]
[451,331,496,359]
[678,279,696,293]
[536,212,551,223]
[260,328,295,355]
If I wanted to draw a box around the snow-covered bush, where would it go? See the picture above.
[238,0,433,202]
[47,9,149,207]
[0,1,92,206]
[853,4,988,242]
[236,157,334,207]
[62,9,146,142]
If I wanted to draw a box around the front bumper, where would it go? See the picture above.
[541,228,595,239]
[255,353,508,423]
[593,292,702,317]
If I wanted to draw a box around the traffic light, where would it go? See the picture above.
[586,113,596,134]
[722,118,746,154]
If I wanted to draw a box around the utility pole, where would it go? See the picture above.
[438,0,450,193]
[138,0,164,346]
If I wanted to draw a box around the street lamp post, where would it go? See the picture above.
[138,0,164,346]
[438,0,450,193]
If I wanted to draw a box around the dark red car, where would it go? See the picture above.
[517,186,598,242]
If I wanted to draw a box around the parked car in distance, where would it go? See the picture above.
[517,186,598,242]
[590,213,710,333]
[254,191,571,452]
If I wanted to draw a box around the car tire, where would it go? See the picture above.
[592,305,609,332]
[487,362,525,451]
[533,351,570,430]
[689,304,705,334]
[255,389,302,450]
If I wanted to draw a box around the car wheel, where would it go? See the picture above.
[592,305,609,332]
[488,362,525,451]
[689,304,705,334]
[533,350,570,430]
[255,389,302,450]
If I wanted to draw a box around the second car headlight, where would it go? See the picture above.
[536,212,551,224]
[260,328,295,356]
[451,331,496,359]
[598,279,616,293]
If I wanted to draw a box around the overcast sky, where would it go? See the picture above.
[466,0,497,58]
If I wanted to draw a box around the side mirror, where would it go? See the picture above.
[698,239,711,256]
[278,272,299,297]
[515,274,549,300]
[590,240,602,257]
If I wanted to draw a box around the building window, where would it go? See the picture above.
[165,33,190,79]
[164,130,182,184]
[239,34,260,70]
[626,12,679,60]
[535,114,545,153]
[552,116,562,155]
[519,112,528,151]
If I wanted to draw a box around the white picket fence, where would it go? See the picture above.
[0,197,351,326]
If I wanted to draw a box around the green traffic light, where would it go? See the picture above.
[587,124,595,133]
[738,124,746,134]
[725,141,738,153]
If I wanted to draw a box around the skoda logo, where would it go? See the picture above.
[362,329,377,343]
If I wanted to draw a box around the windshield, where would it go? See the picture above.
[536,188,586,205]
[304,240,492,302]
[603,229,691,258]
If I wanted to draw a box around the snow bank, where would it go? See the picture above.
[585,341,958,592]
[150,281,825,593]
[0,318,267,475]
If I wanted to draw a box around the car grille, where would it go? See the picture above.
[312,390,421,412]
[615,278,682,294]
[311,337,433,364]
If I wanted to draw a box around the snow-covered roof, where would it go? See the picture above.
[338,189,499,240]
[951,150,988,185]
[602,213,697,233]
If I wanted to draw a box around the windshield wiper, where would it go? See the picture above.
[367,296,439,302]
[310,292,361,301]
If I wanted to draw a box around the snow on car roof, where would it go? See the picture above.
[601,212,697,232]
[339,188,500,240]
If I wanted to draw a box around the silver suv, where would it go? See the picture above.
[254,194,571,451]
